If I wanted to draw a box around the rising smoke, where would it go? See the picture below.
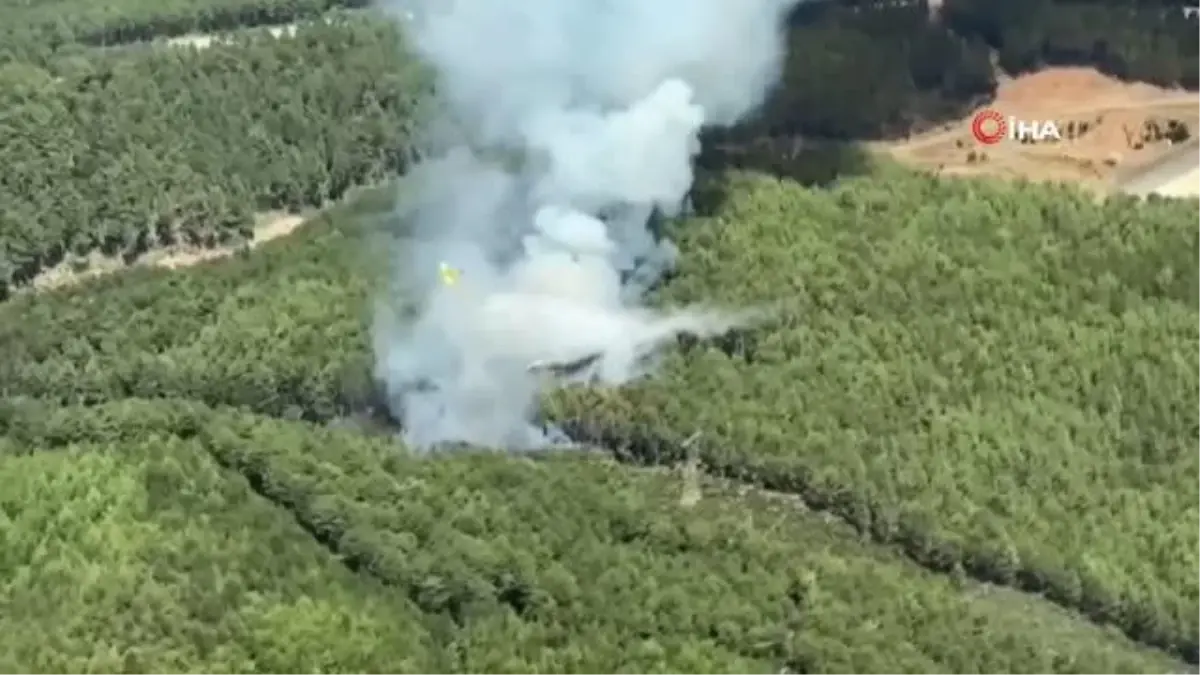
[374,0,798,451]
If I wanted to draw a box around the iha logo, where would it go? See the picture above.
[971,109,1062,144]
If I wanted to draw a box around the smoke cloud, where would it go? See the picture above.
[374,0,798,450]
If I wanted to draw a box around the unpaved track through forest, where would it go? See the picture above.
[28,22,322,293]
[26,213,306,293]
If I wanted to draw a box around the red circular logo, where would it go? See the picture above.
[971,109,1007,145]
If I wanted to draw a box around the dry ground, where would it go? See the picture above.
[881,67,1199,195]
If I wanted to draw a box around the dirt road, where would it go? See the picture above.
[26,213,307,294]
[1113,138,1200,197]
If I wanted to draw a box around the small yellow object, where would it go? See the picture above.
[438,261,461,286]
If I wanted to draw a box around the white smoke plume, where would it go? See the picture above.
[374,0,798,450]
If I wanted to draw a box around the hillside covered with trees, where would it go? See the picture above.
[733,0,1198,142]
[2,170,1196,670]
[942,0,1198,87]
[0,17,426,297]
[3,0,1196,295]
[1,0,1197,670]
[0,0,367,64]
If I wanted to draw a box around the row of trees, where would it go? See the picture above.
[740,4,996,141]
[552,170,1199,664]
[0,19,428,298]
[4,0,1195,139]
[942,0,1198,87]
[0,410,439,673]
[3,170,1195,663]
[0,0,367,65]
[731,0,1198,142]
[0,397,1185,670]
[0,0,1194,293]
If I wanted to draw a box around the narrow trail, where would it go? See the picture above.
[25,213,307,294]
[24,20,323,294]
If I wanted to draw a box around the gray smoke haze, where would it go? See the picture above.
[374,0,798,450]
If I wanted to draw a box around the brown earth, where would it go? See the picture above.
[881,67,1199,194]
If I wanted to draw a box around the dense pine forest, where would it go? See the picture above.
[2,0,1196,294]
[0,0,1196,671]
[0,16,425,296]
[733,0,1198,140]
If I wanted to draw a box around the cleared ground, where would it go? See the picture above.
[883,67,1199,197]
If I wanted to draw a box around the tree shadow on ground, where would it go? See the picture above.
[690,137,878,217]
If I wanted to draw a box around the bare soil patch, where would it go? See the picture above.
[882,67,1199,194]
